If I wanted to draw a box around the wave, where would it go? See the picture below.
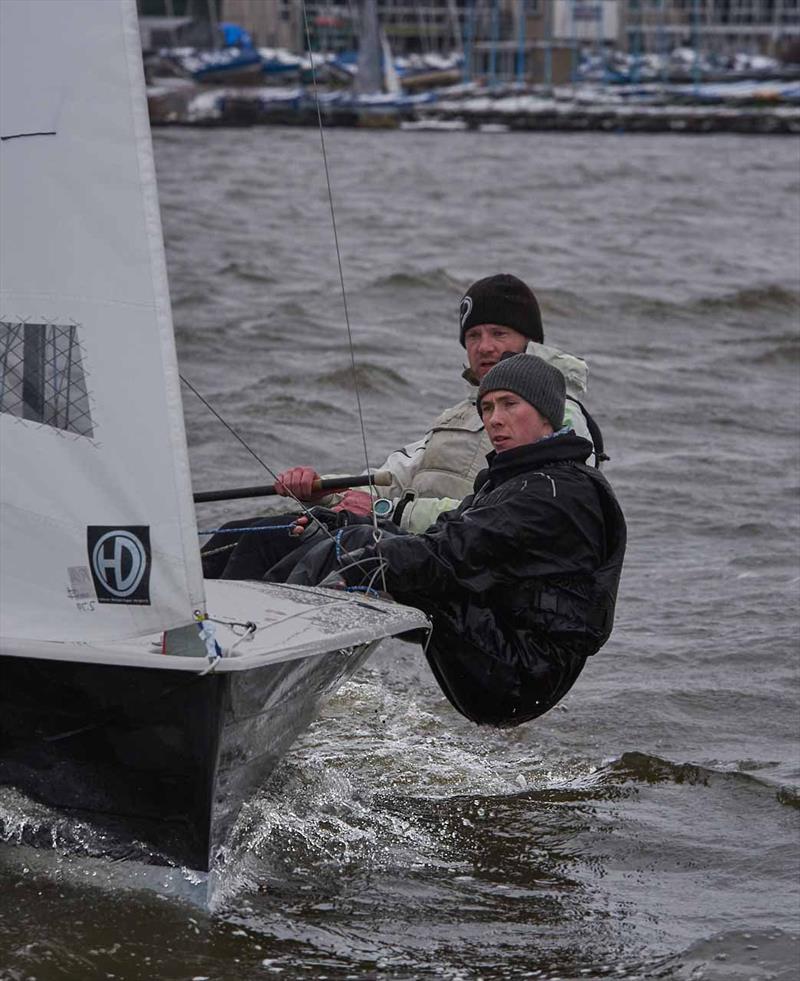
[543,284,800,325]
[364,268,466,294]
[664,927,800,981]
[538,287,598,320]
[215,260,275,285]
[688,518,798,540]
[692,284,800,315]
[751,337,800,365]
[777,786,800,809]
[241,393,346,417]
[260,299,311,322]
[315,362,408,393]
[170,285,218,310]
[594,751,799,809]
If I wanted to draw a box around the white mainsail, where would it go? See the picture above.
[0,0,205,643]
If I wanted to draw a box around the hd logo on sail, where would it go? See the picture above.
[87,527,152,604]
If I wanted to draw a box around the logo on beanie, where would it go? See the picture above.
[460,295,473,329]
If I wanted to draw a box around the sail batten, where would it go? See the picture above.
[0,0,205,643]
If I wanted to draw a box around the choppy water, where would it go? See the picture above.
[1,128,799,980]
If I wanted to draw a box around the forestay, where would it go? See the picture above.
[0,0,204,642]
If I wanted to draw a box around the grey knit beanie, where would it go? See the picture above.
[477,353,566,430]
[459,273,544,347]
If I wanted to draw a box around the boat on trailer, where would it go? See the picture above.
[0,0,427,871]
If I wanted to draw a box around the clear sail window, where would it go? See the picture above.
[0,322,93,437]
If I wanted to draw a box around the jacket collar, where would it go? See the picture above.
[461,341,589,394]
[529,342,588,397]
[485,433,593,483]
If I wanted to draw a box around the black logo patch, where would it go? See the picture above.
[87,526,151,605]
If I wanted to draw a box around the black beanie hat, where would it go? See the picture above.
[477,353,565,430]
[459,273,544,347]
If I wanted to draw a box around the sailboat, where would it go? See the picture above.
[346,0,409,126]
[0,0,427,870]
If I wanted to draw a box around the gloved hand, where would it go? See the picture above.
[291,508,374,538]
[307,506,350,530]
[289,508,341,543]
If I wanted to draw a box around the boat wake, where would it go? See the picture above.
[0,787,210,908]
[0,786,181,866]
[208,756,450,910]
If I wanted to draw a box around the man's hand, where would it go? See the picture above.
[274,466,324,501]
[290,511,339,538]
[290,514,311,537]
[332,489,374,516]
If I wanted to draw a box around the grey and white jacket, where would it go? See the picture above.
[327,342,597,533]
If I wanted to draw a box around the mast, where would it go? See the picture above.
[489,0,499,88]
[206,0,219,51]
[355,0,383,96]
[570,0,578,86]
[516,0,527,84]
[448,0,463,56]
[544,0,553,90]
[596,0,606,86]
[692,0,702,94]
[463,0,476,83]
[658,0,668,86]
[629,0,640,85]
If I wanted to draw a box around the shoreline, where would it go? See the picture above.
[148,83,800,134]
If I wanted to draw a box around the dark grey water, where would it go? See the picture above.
[2,128,799,981]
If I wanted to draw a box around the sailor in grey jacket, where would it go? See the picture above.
[342,340,597,533]
[203,275,604,580]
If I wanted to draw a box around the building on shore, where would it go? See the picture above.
[622,0,800,61]
[143,1,800,85]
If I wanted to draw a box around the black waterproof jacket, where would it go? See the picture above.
[342,433,627,727]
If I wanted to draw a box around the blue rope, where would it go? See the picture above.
[199,524,295,536]
[344,585,380,597]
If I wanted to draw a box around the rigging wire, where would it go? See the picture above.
[181,373,369,566]
[180,373,281,487]
[182,370,385,585]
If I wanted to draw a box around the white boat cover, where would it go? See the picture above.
[5,580,429,673]
[0,0,205,642]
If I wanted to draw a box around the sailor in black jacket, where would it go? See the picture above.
[284,354,626,728]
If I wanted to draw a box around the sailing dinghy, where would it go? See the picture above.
[0,0,427,870]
